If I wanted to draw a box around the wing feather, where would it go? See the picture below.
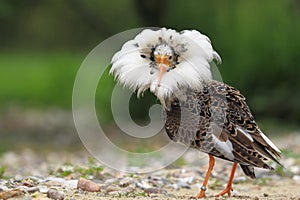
[209,81,281,169]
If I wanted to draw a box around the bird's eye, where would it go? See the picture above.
[168,56,173,60]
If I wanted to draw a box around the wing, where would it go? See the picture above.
[208,80,281,170]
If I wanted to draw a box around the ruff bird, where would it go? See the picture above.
[110,28,281,198]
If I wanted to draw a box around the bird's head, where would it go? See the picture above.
[110,28,221,108]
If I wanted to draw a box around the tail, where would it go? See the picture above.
[240,164,256,179]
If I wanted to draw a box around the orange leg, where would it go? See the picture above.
[196,155,215,198]
[215,162,238,197]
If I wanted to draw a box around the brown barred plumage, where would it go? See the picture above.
[164,80,281,178]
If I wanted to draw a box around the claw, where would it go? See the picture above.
[215,186,233,197]
[196,189,206,198]
[215,162,238,197]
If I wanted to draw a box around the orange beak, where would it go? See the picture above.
[156,55,170,87]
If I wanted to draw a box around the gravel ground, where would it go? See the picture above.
[0,109,299,200]
[0,134,300,200]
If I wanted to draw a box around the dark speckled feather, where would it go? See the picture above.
[164,80,281,178]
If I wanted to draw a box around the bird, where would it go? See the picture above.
[110,28,281,198]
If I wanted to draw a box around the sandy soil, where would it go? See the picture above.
[62,179,300,200]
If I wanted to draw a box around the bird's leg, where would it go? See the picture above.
[215,162,238,197]
[196,155,215,198]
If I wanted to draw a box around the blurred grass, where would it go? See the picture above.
[0,51,84,109]
[0,50,299,128]
[1,0,300,128]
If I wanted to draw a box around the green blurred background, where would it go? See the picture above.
[0,0,300,152]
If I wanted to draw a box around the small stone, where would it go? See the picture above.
[27,186,39,193]
[119,177,134,187]
[27,176,44,183]
[176,181,191,189]
[193,183,202,190]
[254,196,259,200]
[233,176,247,183]
[8,179,15,186]
[38,185,49,193]
[65,180,78,189]
[263,193,269,197]
[293,175,300,184]
[0,185,8,191]
[109,191,123,196]
[47,188,64,200]
[0,189,24,200]
[124,186,135,194]
[143,187,166,194]
[290,166,300,174]
[46,177,66,184]
[149,176,162,181]
[77,178,100,192]
[172,183,179,190]
[136,180,151,189]
[17,185,29,191]
[22,181,34,187]
[105,178,117,185]
[179,176,194,184]
[14,174,23,182]
[105,185,118,193]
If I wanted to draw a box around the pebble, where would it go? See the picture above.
[234,176,247,182]
[109,190,123,196]
[148,176,166,187]
[193,183,202,190]
[105,178,117,185]
[46,177,66,183]
[65,180,78,189]
[125,185,135,193]
[0,189,24,199]
[0,185,8,191]
[47,188,65,200]
[172,183,179,190]
[77,177,100,192]
[27,176,44,183]
[149,176,162,181]
[179,176,194,184]
[293,175,300,184]
[105,185,119,193]
[26,186,39,193]
[38,185,49,193]
[14,174,23,182]
[290,166,300,174]
[176,180,191,189]
[136,180,152,189]
[0,141,300,199]
[143,187,166,194]
[119,177,134,187]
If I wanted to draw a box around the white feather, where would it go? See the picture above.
[110,28,221,105]
[237,127,254,142]
[181,30,221,64]
[260,131,281,153]
[212,134,234,160]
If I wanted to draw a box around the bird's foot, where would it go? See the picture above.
[196,186,207,198]
[215,186,232,197]
[196,191,206,199]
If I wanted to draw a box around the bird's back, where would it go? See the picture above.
[164,80,281,178]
